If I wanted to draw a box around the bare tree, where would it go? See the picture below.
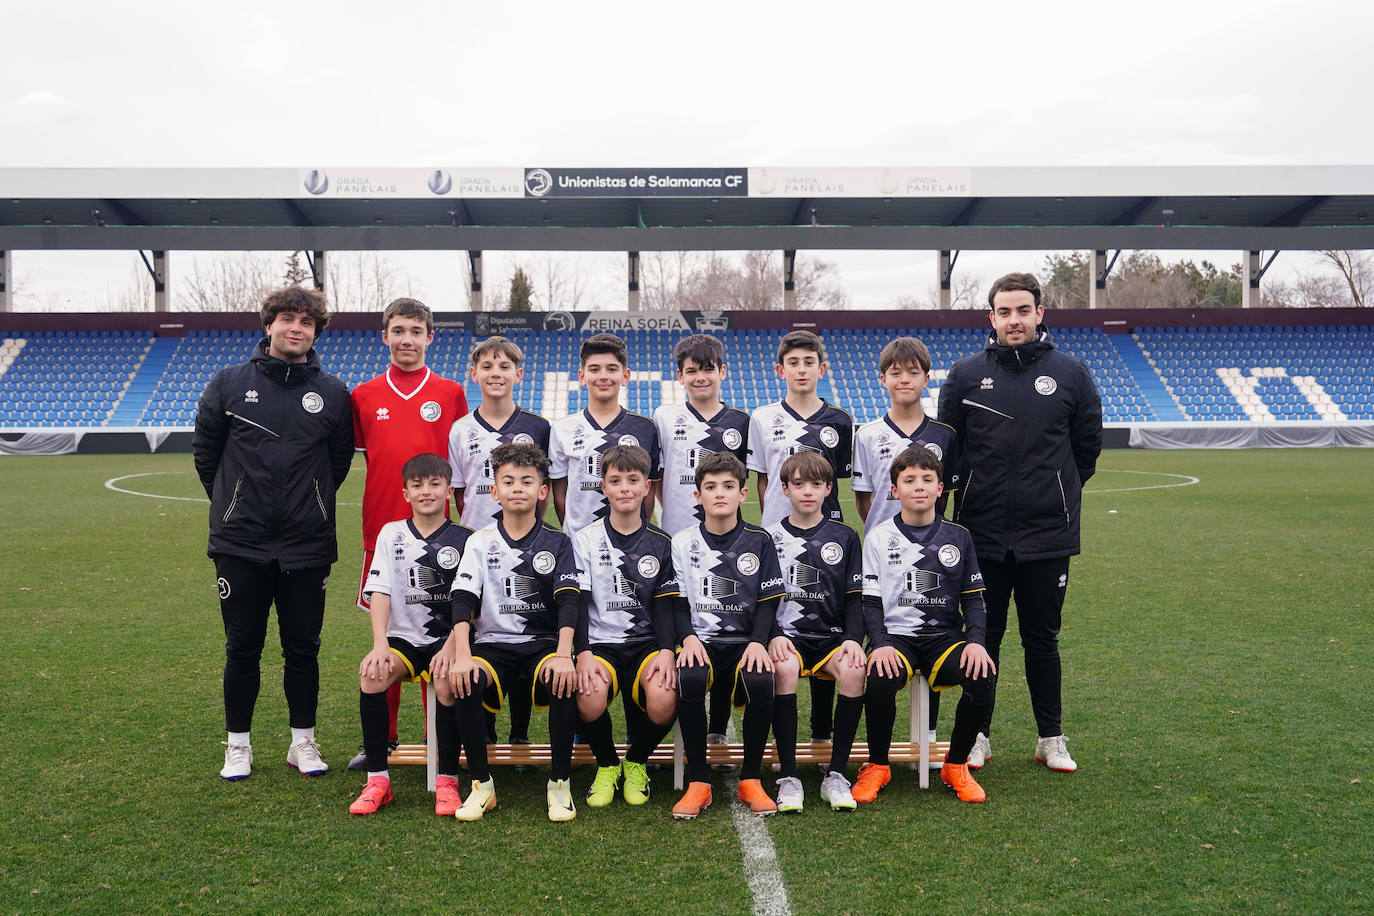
[325,251,413,312]
[528,252,594,311]
[181,253,278,311]
[1316,250,1372,307]
[640,251,700,311]
[105,259,154,312]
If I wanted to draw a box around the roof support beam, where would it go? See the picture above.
[103,199,147,226]
[278,199,312,227]
[949,198,985,226]
[1267,196,1328,227]
[1110,197,1157,226]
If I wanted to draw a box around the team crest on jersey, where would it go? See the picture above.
[820,541,844,565]
[301,392,323,414]
[244,389,259,404]
[217,577,231,599]
[376,407,390,421]
[419,400,442,422]
[532,550,556,574]
[688,539,702,568]
[819,426,839,448]
[722,427,742,450]
[638,555,660,578]
[1035,376,1057,396]
[738,552,759,575]
[437,546,460,569]
[513,433,534,445]
[938,544,961,567]
[618,434,639,448]
[923,442,943,460]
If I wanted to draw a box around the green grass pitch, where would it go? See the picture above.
[1,449,1370,914]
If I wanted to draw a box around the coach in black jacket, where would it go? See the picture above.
[193,286,353,782]
[938,272,1102,774]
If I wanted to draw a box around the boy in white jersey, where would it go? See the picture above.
[550,333,660,533]
[448,336,551,530]
[653,334,749,536]
[571,445,680,808]
[670,452,786,820]
[349,454,474,816]
[853,446,996,805]
[851,336,958,744]
[765,452,865,812]
[746,329,852,749]
[432,442,583,822]
[447,336,549,752]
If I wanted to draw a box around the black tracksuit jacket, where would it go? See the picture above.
[937,328,1103,562]
[193,339,354,570]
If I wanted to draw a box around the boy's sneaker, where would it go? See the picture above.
[736,778,778,816]
[286,738,329,776]
[939,762,987,803]
[967,732,992,770]
[546,778,576,822]
[775,776,804,813]
[819,771,857,811]
[851,762,891,803]
[1035,734,1078,772]
[348,776,393,814]
[220,742,253,781]
[434,775,463,816]
[621,760,651,805]
[707,733,731,771]
[454,777,497,821]
[672,781,713,819]
[511,736,538,774]
[348,740,399,772]
[586,765,621,807]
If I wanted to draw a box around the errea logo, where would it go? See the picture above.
[376,407,390,421]
[244,389,259,404]
[979,377,994,390]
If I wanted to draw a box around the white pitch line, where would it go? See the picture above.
[1085,468,1200,495]
[105,471,206,502]
[104,471,361,506]
[725,770,793,916]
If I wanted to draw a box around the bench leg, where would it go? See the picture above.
[914,676,930,789]
[673,723,685,792]
[426,680,437,793]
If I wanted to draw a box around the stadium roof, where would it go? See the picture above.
[2,165,1373,251]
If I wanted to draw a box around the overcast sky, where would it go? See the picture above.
[3,0,1371,311]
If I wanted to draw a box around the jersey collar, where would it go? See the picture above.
[780,398,830,423]
[385,366,432,401]
[894,514,942,546]
[883,412,930,440]
[406,517,452,540]
[583,406,626,431]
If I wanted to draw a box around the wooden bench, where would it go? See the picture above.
[392,676,946,791]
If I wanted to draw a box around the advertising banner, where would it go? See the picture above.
[521,168,747,198]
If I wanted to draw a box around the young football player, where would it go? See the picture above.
[549,333,660,533]
[765,452,865,812]
[853,446,997,805]
[349,454,473,816]
[852,336,958,535]
[570,445,680,808]
[447,335,550,751]
[746,329,852,748]
[432,443,582,822]
[448,336,551,530]
[348,297,468,772]
[670,452,787,819]
[851,336,959,743]
[652,333,749,537]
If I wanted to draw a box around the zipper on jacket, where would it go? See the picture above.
[225,410,281,438]
[961,398,1015,420]
[1055,470,1070,527]
[956,470,974,519]
[222,476,243,523]
[313,479,328,521]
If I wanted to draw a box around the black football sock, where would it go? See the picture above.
[828,694,864,776]
[435,697,461,776]
[864,694,896,767]
[626,716,675,765]
[809,677,836,739]
[773,693,799,779]
[360,690,390,773]
[584,710,620,768]
[547,694,578,782]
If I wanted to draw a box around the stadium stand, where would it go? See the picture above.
[0,324,1371,428]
